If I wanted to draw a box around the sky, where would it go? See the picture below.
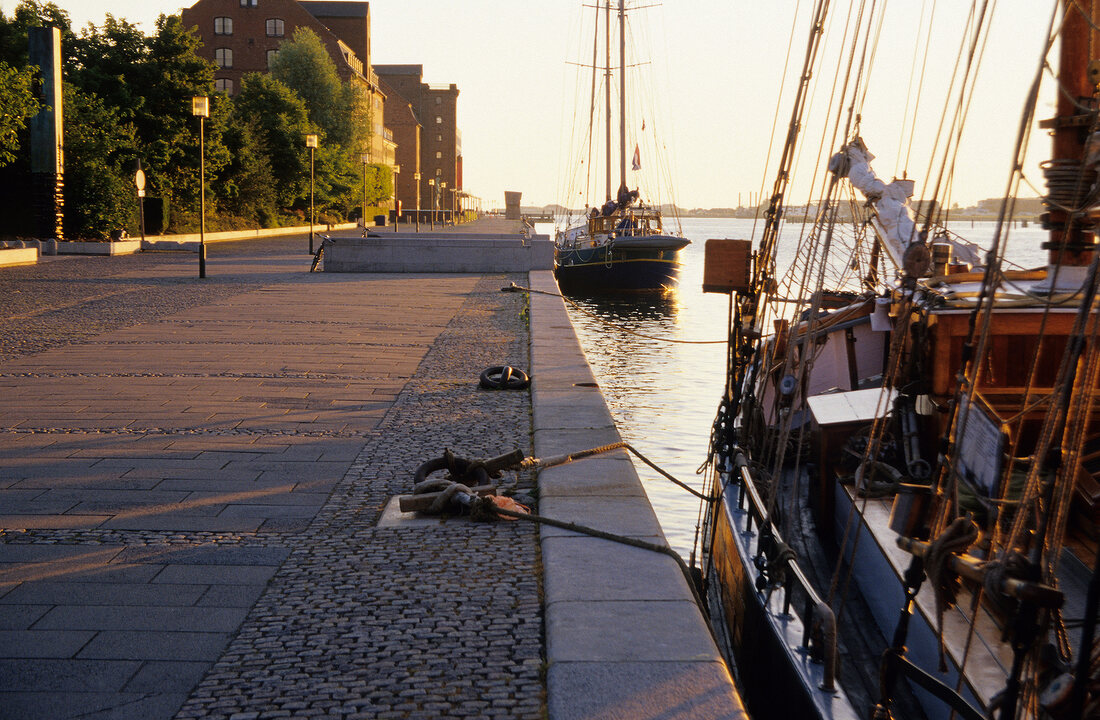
[0,0,1061,210]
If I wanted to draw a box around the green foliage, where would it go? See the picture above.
[0,3,389,235]
[233,73,311,209]
[62,83,137,239]
[0,1,75,67]
[218,111,277,225]
[139,14,224,214]
[0,61,37,166]
[268,28,348,145]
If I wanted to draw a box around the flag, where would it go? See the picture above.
[631,143,641,171]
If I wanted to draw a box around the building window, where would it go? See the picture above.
[437,134,442,142]
[435,96,441,105]
[240,0,257,7]
[215,48,233,68]
[266,49,278,68]
[435,116,442,124]
[214,17,232,35]
[435,151,442,159]
[215,78,234,94]
[265,18,284,36]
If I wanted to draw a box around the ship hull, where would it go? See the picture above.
[703,464,861,720]
[553,238,687,292]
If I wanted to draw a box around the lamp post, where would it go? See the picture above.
[392,164,400,232]
[365,152,374,236]
[414,172,421,232]
[306,133,319,254]
[428,178,435,230]
[433,181,442,226]
[191,96,209,279]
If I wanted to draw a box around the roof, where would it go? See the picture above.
[297,1,368,18]
[374,64,424,76]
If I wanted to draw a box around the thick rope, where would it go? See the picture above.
[924,515,980,672]
[502,283,725,345]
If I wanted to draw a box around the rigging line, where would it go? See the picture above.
[503,284,725,344]
[758,0,833,277]
[938,0,1000,231]
[586,1,600,208]
[922,0,994,235]
[896,0,932,178]
[750,0,809,241]
[854,0,887,120]
[903,0,940,177]
[942,1,1060,541]
[913,0,978,238]
[762,178,846,520]
[786,0,859,280]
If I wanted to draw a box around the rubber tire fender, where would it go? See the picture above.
[479,365,530,390]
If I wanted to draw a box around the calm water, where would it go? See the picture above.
[543,217,1049,560]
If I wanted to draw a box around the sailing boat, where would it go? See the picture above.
[697,2,1099,719]
[554,0,689,294]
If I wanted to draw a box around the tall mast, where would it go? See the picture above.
[1043,0,1099,288]
[618,0,627,197]
[586,3,599,204]
[605,0,612,202]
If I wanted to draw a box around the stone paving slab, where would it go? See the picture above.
[0,233,540,720]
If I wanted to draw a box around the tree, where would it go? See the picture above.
[62,83,137,239]
[233,72,312,211]
[0,61,37,166]
[218,112,277,225]
[268,27,347,144]
[269,27,373,220]
[137,13,224,217]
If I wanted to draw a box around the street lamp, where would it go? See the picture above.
[428,178,435,230]
[191,96,209,279]
[306,133,319,254]
[367,152,376,236]
[440,182,447,226]
[392,164,400,232]
[414,172,421,232]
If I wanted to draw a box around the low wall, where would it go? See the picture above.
[323,232,554,273]
[527,269,747,720]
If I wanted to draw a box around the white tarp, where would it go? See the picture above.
[831,139,918,268]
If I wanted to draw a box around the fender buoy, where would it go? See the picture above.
[479,365,530,390]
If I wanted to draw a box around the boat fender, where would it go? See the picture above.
[479,366,531,390]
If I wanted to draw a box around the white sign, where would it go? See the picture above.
[956,394,1004,496]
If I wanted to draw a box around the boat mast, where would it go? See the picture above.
[605,0,612,202]
[1043,0,1099,287]
[618,0,627,198]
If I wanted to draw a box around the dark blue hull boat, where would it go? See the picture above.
[554,241,685,292]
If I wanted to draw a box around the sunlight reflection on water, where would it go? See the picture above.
[553,217,1047,560]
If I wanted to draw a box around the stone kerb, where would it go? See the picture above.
[526,270,747,719]
[0,246,39,266]
[323,233,553,272]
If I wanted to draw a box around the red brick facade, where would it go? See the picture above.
[375,64,461,214]
[180,0,389,165]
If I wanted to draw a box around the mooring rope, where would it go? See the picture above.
[502,283,726,345]
[520,440,716,502]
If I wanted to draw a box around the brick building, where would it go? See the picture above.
[374,64,461,217]
[180,0,393,176]
[378,78,420,214]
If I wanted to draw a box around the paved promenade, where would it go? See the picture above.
[0,227,541,719]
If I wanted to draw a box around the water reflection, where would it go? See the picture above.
[560,218,1049,562]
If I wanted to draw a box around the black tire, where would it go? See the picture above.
[479,365,531,390]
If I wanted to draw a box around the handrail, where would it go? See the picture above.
[733,452,839,691]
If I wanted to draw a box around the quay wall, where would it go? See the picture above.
[527,269,747,719]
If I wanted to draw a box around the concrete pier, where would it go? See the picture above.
[0,221,743,719]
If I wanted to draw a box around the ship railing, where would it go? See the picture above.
[731,451,839,691]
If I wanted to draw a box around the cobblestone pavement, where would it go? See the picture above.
[0,234,543,719]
